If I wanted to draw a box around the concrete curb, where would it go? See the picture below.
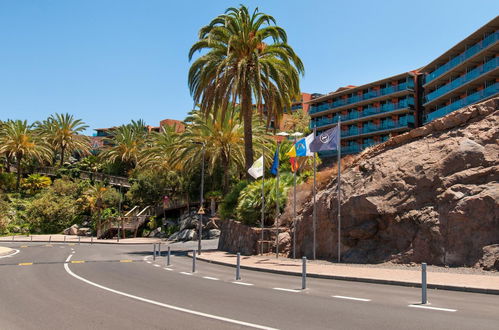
[0,239,166,246]
[192,254,499,296]
[0,247,15,257]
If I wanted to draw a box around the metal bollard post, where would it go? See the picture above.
[30,235,33,242]
[49,235,51,243]
[153,244,156,261]
[236,252,241,280]
[422,263,427,304]
[158,242,161,257]
[166,246,171,266]
[64,235,66,243]
[192,250,196,273]
[302,257,307,290]
[78,236,81,245]
[91,236,93,245]
[12,235,15,242]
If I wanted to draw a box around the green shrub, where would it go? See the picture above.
[219,180,248,220]
[0,173,16,192]
[21,174,51,194]
[236,173,298,227]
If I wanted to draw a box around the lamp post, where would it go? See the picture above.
[290,132,303,259]
[198,143,206,255]
[274,131,289,258]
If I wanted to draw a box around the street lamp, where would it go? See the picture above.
[194,142,206,255]
[274,131,289,258]
[290,132,303,259]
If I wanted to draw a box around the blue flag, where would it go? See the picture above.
[309,124,340,152]
[270,148,279,175]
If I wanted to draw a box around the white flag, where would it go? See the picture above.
[248,156,264,179]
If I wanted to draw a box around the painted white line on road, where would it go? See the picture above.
[153,264,161,268]
[63,254,277,330]
[0,249,20,259]
[203,276,219,281]
[146,261,152,264]
[180,272,193,276]
[332,295,371,302]
[232,281,254,286]
[164,268,173,271]
[273,288,301,293]
[408,304,457,312]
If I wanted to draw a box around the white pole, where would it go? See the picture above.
[337,119,342,263]
[261,145,265,255]
[313,126,317,260]
[293,136,297,259]
[275,142,280,259]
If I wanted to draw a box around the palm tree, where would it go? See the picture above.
[84,183,108,236]
[188,5,304,178]
[100,120,148,172]
[139,124,181,171]
[38,113,90,167]
[0,120,52,189]
[174,108,271,193]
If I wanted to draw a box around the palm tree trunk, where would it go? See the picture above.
[15,155,22,191]
[5,154,11,173]
[241,92,254,179]
[60,146,65,167]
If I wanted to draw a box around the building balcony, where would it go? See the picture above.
[339,115,414,140]
[424,57,498,104]
[310,98,414,129]
[425,31,498,85]
[309,80,414,115]
[424,82,499,123]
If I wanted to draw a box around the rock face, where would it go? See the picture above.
[294,97,499,267]
[478,244,499,271]
[218,220,261,255]
[167,211,221,242]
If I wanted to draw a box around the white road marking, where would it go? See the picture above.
[180,272,193,276]
[164,268,173,271]
[232,281,254,286]
[0,249,20,258]
[202,276,219,281]
[332,295,371,302]
[273,288,301,293]
[63,254,277,330]
[146,261,152,264]
[153,264,161,268]
[408,304,457,312]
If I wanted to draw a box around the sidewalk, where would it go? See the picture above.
[0,246,14,256]
[195,251,499,295]
[0,234,163,245]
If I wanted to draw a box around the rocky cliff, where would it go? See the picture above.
[293,97,498,267]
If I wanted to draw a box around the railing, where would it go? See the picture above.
[309,81,414,115]
[37,167,130,187]
[310,98,414,129]
[339,116,414,138]
[424,83,499,123]
[425,57,498,103]
[425,31,498,84]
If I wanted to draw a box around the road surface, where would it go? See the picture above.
[0,241,497,330]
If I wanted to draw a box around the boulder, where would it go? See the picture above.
[178,229,197,241]
[77,228,92,237]
[207,229,221,239]
[292,97,499,266]
[64,224,79,236]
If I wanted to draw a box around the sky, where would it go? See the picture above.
[0,0,498,134]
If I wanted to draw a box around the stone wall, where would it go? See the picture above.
[218,220,262,255]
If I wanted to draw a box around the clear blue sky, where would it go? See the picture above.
[1,0,498,134]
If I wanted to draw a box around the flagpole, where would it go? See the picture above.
[293,136,297,259]
[312,126,317,260]
[337,118,342,263]
[261,145,265,256]
[275,141,280,259]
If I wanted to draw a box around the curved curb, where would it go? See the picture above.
[0,247,15,257]
[192,254,499,296]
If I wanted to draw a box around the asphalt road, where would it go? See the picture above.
[1,241,498,330]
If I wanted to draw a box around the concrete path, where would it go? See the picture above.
[194,251,499,294]
[0,234,165,244]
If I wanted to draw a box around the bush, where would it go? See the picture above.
[21,174,51,195]
[0,195,12,234]
[0,173,16,192]
[219,180,248,220]
[236,173,298,227]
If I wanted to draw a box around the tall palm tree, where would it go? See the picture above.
[188,5,304,178]
[139,124,181,171]
[38,113,90,167]
[0,120,52,189]
[100,120,148,172]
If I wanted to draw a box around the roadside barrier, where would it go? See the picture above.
[49,236,51,243]
[236,253,241,280]
[64,235,66,243]
[153,244,156,261]
[78,236,81,245]
[158,243,161,257]
[302,257,307,290]
[166,246,171,266]
[192,250,196,273]
[422,263,427,304]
